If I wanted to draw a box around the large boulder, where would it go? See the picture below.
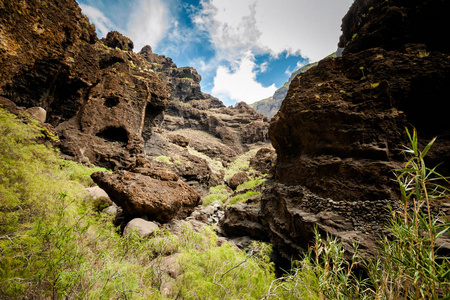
[228,172,250,190]
[91,168,200,223]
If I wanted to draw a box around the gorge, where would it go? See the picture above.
[1,0,450,298]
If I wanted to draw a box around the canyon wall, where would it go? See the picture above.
[263,0,450,260]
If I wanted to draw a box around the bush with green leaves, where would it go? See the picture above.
[367,128,450,299]
[228,190,261,205]
[203,184,229,206]
[175,237,275,300]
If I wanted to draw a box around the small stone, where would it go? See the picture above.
[123,218,159,238]
[26,107,46,123]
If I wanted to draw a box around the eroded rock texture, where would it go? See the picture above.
[0,1,169,170]
[92,158,200,223]
[263,0,450,261]
[138,46,270,163]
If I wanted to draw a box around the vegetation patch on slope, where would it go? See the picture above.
[0,107,276,299]
[1,106,448,299]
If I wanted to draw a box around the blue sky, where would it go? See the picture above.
[76,0,353,106]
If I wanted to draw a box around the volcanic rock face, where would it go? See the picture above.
[56,36,169,169]
[263,0,450,261]
[0,0,170,170]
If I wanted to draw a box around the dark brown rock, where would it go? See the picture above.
[169,134,189,147]
[0,0,97,123]
[228,172,250,190]
[270,47,450,203]
[339,0,450,54]
[249,147,276,174]
[219,203,268,242]
[101,31,133,51]
[263,0,450,261]
[127,157,179,181]
[0,0,170,169]
[91,170,200,223]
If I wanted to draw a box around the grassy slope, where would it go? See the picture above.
[0,107,275,299]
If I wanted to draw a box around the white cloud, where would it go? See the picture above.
[195,0,353,62]
[79,4,116,37]
[212,51,277,104]
[193,0,353,104]
[259,61,269,73]
[254,0,354,62]
[194,0,261,62]
[126,0,170,52]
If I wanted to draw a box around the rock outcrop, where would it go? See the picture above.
[0,0,170,170]
[219,203,268,242]
[263,0,450,261]
[138,46,270,163]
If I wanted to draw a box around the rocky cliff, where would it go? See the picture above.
[263,0,450,261]
[138,46,270,164]
[0,0,271,223]
[0,1,170,170]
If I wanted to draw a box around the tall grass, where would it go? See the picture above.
[367,129,450,299]
[262,128,450,300]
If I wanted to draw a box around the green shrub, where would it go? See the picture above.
[236,178,266,191]
[228,191,261,205]
[0,108,162,298]
[203,184,229,206]
[203,193,228,206]
[175,239,275,299]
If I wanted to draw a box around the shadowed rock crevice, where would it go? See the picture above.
[96,126,129,144]
[104,96,120,108]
